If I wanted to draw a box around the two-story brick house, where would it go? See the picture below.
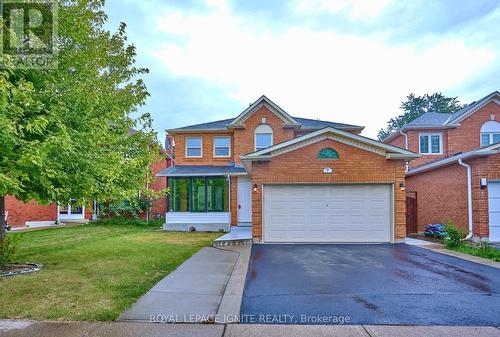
[384,91,500,241]
[159,96,419,243]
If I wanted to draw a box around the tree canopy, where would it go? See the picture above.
[0,0,162,239]
[377,93,464,140]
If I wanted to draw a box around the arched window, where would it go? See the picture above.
[318,148,339,159]
[255,124,273,150]
[480,121,500,146]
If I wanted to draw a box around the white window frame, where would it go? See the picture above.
[419,133,443,155]
[254,124,274,151]
[481,132,500,147]
[213,136,231,158]
[185,137,203,158]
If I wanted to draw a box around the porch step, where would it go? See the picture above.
[213,226,252,247]
[213,239,252,247]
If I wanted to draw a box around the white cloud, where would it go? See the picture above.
[149,0,497,137]
[293,0,394,20]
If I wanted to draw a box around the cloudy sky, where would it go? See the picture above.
[104,0,500,140]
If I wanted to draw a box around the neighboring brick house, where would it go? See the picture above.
[384,91,500,241]
[159,95,418,243]
[6,145,172,228]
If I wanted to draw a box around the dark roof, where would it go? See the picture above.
[168,116,362,132]
[406,112,452,127]
[170,118,234,131]
[157,165,247,177]
[293,117,362,130]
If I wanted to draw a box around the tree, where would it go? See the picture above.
[378,93,464,140]
[0,0,162,240]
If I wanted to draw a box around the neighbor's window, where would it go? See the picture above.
[168,177,229,213]
[318,148,339,159]
[213,136,231,157]
[185,137,202,157]
[419,133,442,154]
[480,121,500,147]
[255,124,273,150]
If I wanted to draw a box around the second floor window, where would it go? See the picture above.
[419,133,442,154]
[214,137,231,157]
[186,137,202,157]
[255,124,273,151]
[480,121,500,147]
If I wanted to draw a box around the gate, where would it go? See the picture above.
[406,192,417,235]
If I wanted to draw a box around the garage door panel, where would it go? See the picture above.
[264,184,392,243]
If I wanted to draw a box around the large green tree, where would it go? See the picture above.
[0,0,162,240]
[378,93,464,140]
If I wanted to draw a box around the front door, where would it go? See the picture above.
[237,177,252,224]
[58,199,85,221]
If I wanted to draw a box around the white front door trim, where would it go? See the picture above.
[237,177,252,224]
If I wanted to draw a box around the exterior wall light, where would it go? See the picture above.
[253,184,258,193]
[480,178,487,190]
[399,183,406,191]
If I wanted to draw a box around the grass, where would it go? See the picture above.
[447,242,500,262]
[0,220,221,321]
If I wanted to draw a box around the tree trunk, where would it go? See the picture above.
[0,195,6,240]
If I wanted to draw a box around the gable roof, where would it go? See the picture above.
[241,126,419,162]
[227,95,300,128]
[166,96,364,133]
[407,142,500,176]
[384,90,500,142]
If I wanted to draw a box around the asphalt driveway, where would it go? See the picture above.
[240,244,500,326]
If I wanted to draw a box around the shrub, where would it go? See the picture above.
[444,221,465,249]
[0,236,17,268]
[99,197,151,219]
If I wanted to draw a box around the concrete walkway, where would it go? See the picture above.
[119,245,249,323]
[2,320,500,337]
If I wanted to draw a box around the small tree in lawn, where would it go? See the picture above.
[0,0,162,243]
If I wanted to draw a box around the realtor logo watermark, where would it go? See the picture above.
[1,0,57,69]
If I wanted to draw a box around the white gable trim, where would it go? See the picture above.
[241,127,419,161]
[227,96,299,128]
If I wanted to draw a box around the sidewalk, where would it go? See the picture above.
[119,247,240,323]
[1,320,500,337]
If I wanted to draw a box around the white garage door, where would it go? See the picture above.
[489,182,500,242]
[264,184,392,243]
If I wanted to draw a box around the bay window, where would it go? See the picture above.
[168,177,229,212]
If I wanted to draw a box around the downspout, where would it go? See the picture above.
[399,130,409,172]
[458,159,473,240]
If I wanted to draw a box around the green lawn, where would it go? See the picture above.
[0,223,220,321]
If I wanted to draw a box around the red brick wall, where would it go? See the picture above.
[386,102,499,168]
[406,164,468,233]
[469,154,500,238]
[147,157,169,220]
[5,196,58,227]
[249,138,407,242]
[233,106,295,163]
[174,132,235,165]
[448,102,499,155]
